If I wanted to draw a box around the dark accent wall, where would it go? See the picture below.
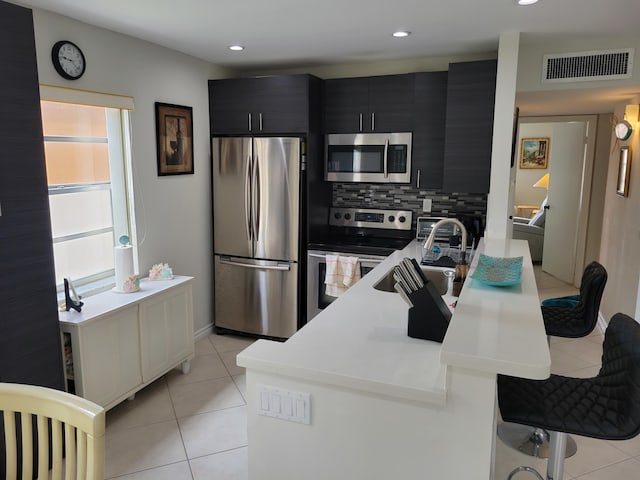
[332,182,487,226]
[0,0,65,389]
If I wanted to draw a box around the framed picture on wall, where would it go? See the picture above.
[519,137,550,169]
[155,102,194,176]
[616,146,631,197]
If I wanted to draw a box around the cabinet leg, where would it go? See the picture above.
[127,394,136,401]
[181,360,191,375]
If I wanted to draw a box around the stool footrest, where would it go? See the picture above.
[507,466,545,480]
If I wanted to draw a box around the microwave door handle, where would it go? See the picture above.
[383,138,389,178]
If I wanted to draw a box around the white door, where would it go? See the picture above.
[542,122,587,283]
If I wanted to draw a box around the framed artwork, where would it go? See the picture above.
[519,137,550,169]
[155,102,194,176]
[616,146,631,197]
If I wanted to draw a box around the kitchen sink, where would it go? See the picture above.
[373,266,449,295]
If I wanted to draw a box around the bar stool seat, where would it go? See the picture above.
[497,313,640,480]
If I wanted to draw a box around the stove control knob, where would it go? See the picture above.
[388,215,395,222]
[344,213,352,220]
[398,216,407,223]
[334,212,341,219]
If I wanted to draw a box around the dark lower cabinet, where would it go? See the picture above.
[412,71,448,189]
[442,60,497,193]
[0,0,65,390]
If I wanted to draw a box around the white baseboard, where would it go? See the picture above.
[194,323,213,341]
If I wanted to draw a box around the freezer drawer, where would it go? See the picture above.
[214,255,298,338]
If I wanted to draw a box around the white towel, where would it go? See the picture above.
[325,254,361,297]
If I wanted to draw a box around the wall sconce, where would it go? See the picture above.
[616,104,640,140]
[615,120,632,141]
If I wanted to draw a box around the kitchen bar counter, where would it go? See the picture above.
[237,239,550,479]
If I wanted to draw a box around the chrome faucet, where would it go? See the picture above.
[423,218,467,257]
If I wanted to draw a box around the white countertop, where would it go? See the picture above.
[58,276,193,326]
[237,238,550,405]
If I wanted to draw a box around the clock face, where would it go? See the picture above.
[51,41,86,80]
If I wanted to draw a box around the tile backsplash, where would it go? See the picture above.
[332,183,487,226]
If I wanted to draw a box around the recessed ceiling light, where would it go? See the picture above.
[228,45,244,51]
[517,0,539,5]
[392,31,411,38]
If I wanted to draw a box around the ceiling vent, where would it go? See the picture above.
[542,48,634,83]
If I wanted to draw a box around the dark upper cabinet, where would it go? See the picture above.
[442,60,497,193]
[209,74,319,134]
[411,71,448,190]
[0,0,65,390]
[324,74,414,133]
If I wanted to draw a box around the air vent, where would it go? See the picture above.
[542,48,634,83]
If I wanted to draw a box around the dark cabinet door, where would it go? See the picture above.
[0,0,65,390]
[367,74,414,132]
[209,77,257,134]
[324,75,414,133]
[209,75,312,134]
[323,77,369,133]
[442,60,497,193]
[254,75,310,134]
[411,72,448,189]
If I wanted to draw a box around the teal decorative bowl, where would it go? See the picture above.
[471,254,523,286]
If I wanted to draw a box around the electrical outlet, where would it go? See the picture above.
[257,384,311,425]
[422,198,432,213]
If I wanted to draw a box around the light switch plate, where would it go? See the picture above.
[422,198,432,213]
[257,384,311,425]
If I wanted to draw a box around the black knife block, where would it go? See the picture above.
[407,280,452,343]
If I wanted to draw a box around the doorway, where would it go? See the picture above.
[514,115,598,286]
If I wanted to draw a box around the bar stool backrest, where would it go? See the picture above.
[597,313,640,440]
[577,261,608,331]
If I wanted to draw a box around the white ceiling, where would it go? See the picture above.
[15,0,640,114]
[16,0,640,70]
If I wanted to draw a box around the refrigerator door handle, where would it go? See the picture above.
[244,150,253,241]
[220,257,291,271]
[253,151,261,241]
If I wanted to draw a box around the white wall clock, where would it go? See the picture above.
[51,40,86,80]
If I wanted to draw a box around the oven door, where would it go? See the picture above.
[307,250,385,321]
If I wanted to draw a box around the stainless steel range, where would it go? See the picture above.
[306,207,413,321]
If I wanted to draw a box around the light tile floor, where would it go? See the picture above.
[104,267,640,479]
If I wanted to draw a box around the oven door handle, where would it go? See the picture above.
[308,253,385,263]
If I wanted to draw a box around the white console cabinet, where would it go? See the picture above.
[59,276,194,410]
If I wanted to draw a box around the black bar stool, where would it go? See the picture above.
[497,313,640,480]
[498,261,608,458]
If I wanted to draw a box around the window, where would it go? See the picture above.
[41,100,135,292]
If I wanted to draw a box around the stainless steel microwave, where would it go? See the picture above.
[325,132,412,183]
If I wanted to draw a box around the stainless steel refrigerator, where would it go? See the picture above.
[212,137,301,338]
